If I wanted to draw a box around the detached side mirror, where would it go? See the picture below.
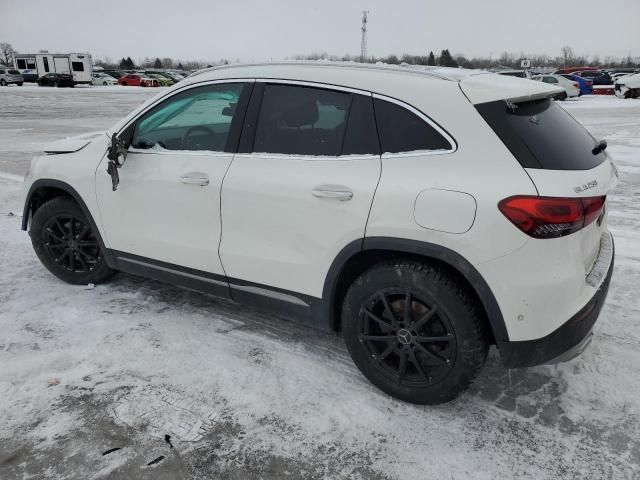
[106,124,134,191]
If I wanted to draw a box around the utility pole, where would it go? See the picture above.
[360,10,369,63]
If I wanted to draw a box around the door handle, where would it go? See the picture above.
[180,173,209,186]
[312,185,353,201]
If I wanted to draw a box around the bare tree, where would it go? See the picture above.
[0,42,16,67]
[561,46,574,67]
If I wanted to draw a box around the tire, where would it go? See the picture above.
[17,82,23,86]
[342,261,489,405]
[103,81,108,86]
[0,79,6,86]
[556,92,567,101]
[30,197,115,285]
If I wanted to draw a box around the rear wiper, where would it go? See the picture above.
[592,139,607,155]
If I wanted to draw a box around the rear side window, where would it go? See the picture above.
[342,94,380,155]
[476,98,606,170]
[72,62,84,72]
[253,84,350,156]
[8,69,20,75]
[373,98,452,154]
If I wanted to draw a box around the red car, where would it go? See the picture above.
[117,74,160,87]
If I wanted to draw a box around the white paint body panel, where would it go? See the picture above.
[95,149,232,275]
[219,154,380,297]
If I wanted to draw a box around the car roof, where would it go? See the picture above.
[181,61,560,105]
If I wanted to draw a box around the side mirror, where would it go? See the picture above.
[106,125,133,191]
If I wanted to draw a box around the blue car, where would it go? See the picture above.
[561,74,593,95]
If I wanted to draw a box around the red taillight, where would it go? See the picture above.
[498,195,606,238]
[573,82,579,88]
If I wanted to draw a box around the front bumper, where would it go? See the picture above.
[497,234,615,368]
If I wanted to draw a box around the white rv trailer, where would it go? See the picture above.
[13,53,93,84]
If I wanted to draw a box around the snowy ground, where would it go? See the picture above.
[0,88,639,479]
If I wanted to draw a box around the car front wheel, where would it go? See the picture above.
[30,197,114,285]
[0,79,6,86]
[342,261,489,404]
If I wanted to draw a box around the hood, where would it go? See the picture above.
[459,71,564,104]
[43,131,105,154]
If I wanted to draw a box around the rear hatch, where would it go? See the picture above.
[471,90,618,276]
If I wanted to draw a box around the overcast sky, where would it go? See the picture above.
[2,0,639,63]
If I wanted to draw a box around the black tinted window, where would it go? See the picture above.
[72,62,84,72]
[253,84,350,156]
[342,94,380,155]
[17,59,26,69]
[0,70,4,74]
[43,57,49,72]
[373,98,452,153]
[476,98,606,170]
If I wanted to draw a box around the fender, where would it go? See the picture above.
[319,236,509,342]
[22,179,115,266]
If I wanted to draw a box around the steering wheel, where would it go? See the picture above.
[182,125,215,149]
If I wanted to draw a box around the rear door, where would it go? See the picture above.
[219,82,381,303]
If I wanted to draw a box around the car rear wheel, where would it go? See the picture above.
[30,197,115,285]
[0,79,6,86]
[342,261,489,404]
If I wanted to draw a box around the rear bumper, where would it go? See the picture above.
[497,234,614,368]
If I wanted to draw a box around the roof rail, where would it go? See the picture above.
[188,61,462,82]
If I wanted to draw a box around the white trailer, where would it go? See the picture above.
[14,53,93,84]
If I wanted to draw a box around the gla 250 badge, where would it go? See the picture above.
[574,180,598,193]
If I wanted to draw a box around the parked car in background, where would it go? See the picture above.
[573,70,613,85]
[37,73,74,88]
[532,74,580,100]
[614,73,640,98]
[560,74,593,95]
[117,74,160,87]
[0,68,24,86]
[146,73,173,86]
[21,63,616,405]
[610,72,631,83]
[165,71,184,82]
[92,73,117,86]
[102,70,124,79]
[554,66,599,75]
[20,69,39,83]
[496,69,531,79]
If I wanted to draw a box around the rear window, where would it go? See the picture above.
[72,62,85,72]
[476,98,606,170]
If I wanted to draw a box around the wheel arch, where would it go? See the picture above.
[22,179,114,265]
[321,237,508,344]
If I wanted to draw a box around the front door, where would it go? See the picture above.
[219,82,381,303]
[96,81,250,281]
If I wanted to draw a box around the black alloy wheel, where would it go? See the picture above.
[30,197,114,285]
[42,214,101,274]
[342,261,489,404]
[358,290,456,386]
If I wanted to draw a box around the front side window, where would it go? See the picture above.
[72,62,84,72]
[131,82,244,152]
[373,98,452,154]
[253,84,351,156]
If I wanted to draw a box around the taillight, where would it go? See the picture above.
[573,82,579,88]
[498,195,606,239]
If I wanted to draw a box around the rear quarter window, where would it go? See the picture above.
[373,98,452,154]
[476,98,606,170]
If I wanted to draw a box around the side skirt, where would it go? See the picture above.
[109,250,328,331]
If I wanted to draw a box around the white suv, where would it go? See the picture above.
[22,63,617,404]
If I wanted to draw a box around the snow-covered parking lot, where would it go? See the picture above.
[0,87,639,479]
